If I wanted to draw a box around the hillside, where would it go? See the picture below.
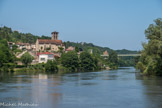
[115,49,138,54]
[0,26,50,43]
[0,26,138,54]
[64,41,113,54]
[64,41,138,54]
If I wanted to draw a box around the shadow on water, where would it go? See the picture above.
[135,73,162,108]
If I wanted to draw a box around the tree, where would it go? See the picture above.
[137,18,162,75]
[45,60,58,73]
[21,52,34,67]
[75,46,79,53]
[108,51,118,69]
[80,52,98,71]
[0,39,15,72]
[58,47,64,54]
[0,39,15,67]
[61,51,79,71]
[12,44,18,51]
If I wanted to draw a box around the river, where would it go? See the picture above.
[0,67,162,108]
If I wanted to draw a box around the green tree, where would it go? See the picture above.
[0,26,12,41]
[108,51,118,69]
[61,51,79,71]
[58,47,64,54]
[0,39,15,72]
[137,18,162,75]
[45,60,58,73]
[0,39,15,68]
[75,46,79,52]
[80,52,98,71]
[21,52,34,67]
[12,44,18,51]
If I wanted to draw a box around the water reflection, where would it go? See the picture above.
[30,74,62,108]
[0,68,162,108]
[136,74,162,108]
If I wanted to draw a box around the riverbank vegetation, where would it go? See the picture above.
[0,39,16,72]
[107,51,118,69]
[0,26,140,74]
[21,52,34,67]
[61,51,79,71]
[136,18,162,76]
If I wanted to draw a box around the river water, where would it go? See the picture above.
[0,67,162,108]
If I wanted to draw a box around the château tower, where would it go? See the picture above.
[51,31,59,40]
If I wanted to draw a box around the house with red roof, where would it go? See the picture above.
[37,52,55,63]
[103,50,109,56]
[101,50,109,59]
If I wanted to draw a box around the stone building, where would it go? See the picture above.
[103,50,109,56]
[8,42,15,49]
[36,31,65,52]
[65,46,75,53]
[16,43,31,50]
[101,50,109,59]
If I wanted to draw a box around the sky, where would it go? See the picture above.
[0,0,162,50]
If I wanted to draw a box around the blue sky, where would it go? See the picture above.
[0,0,162,50]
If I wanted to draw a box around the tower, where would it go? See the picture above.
[51,31,59,40]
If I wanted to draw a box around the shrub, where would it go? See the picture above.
[45,60,58,73]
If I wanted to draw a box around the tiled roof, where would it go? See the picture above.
[103,51,109,55]
[37,52,61,58]
[38,39,62,45]
[37,52,54,56]
[16,43,30,45]
[54,54,60,58]
[65,46,75,51]
[65,49,74,51]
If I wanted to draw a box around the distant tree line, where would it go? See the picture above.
[0,26,50,43]
[64,41,139,55]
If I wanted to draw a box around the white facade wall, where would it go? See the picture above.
[38,54,55,63]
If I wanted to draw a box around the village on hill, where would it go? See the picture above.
[8,31,109,65]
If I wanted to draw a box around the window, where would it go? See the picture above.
[40,58,45,61]
[48,54,53,58]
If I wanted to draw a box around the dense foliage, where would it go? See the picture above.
[118,56,136,67]
[61,51,79,71]
[0,40,14,66]
[107,51,118,69]
[60,51,99,72]
[64,41,138,55]
[0,26,50,43]
[116,49,138,54]
[45,60,58,73]
[0,40,15,72]
[136,18,162,75]
[64,41,138,67]
[80,52,99,71]
[64,41,113,55]
[21,52,34,67]
[0,39,15,72]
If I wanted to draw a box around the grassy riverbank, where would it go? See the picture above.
[13,64,104,74]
